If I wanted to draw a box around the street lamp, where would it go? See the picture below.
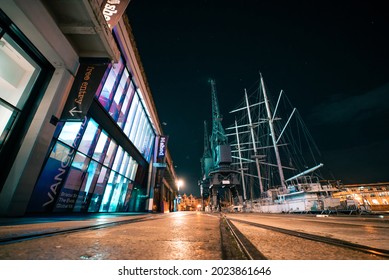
[176,179,185,211]
[176,179,184,191]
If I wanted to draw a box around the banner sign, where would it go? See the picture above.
[61,60,109,121]
[157,136,168,161]
[101,0,131,29]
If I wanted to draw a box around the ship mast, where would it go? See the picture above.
[244,89,265,194]
[260,73,286,191]
[234,119,247,201]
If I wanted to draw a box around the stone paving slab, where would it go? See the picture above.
[0,212,223,260]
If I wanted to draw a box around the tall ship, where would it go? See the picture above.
[200,75,388,214]
[226,74,344,213]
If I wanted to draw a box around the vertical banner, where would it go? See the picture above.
[61,59,109,121]
[101,0,131,29]
[157,135,169,162]
[153,135,168,168]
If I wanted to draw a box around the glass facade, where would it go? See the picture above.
[0,28,41,151]
[0,10,54,195]
[97,57,155,162]
[27,54,156,213]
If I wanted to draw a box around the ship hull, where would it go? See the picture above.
[252,192,341,213]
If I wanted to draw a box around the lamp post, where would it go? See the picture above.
[176,179,184,211]
[176,179,184,192]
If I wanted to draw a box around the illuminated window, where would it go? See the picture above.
[112,146,123,172]
[123,93,139,135]
[0,32,41,148]
[78,118,99,156]
[30,114,141,213]
[372,199,379,205]
[109,67,129,120]
[126,157,138,181]
[96,57,156,162]
[103,139,118,167]
[134,111,146,148]
[97,58,124,109]
[119,151,130,175]
[58,122,83,146]
[63,152,89,190]
[99,171,116,212]
[88,166,109,212]
[108,174,127,212]
[92,130,109,162]
[117,80,135,128]
[73,160,102,212]
[129,102,142,143]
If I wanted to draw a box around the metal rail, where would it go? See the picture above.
[221,214,267,260]
[225,216,389,259]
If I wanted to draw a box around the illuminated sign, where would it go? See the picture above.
[157,136,168,159]
[61,59,109,121]
[101,0,131,29]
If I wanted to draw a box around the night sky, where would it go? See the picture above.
[126,0,389,196]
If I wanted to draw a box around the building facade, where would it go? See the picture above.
[0,0,178,217]
[178,194,202,211]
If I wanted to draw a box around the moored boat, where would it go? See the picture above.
[227,74,343,213]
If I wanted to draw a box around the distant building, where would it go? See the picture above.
[178,194,203,211]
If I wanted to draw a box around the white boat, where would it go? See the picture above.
[227,74,343,213]
[251,176,342,213]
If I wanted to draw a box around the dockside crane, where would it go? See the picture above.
[201,79,242,211]
[199,121,213,210]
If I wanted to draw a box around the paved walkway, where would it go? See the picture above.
[0,212,150,241]
[0,212,222,259]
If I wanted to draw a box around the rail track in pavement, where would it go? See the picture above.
[222,213,389,259]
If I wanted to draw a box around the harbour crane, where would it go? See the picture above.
[199,79,242,211]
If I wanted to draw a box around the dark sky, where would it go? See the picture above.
[126,0,389,196]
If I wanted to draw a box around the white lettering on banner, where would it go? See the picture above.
[102,0,121,28]
[158,137,166,157]
[42,117,88,207]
